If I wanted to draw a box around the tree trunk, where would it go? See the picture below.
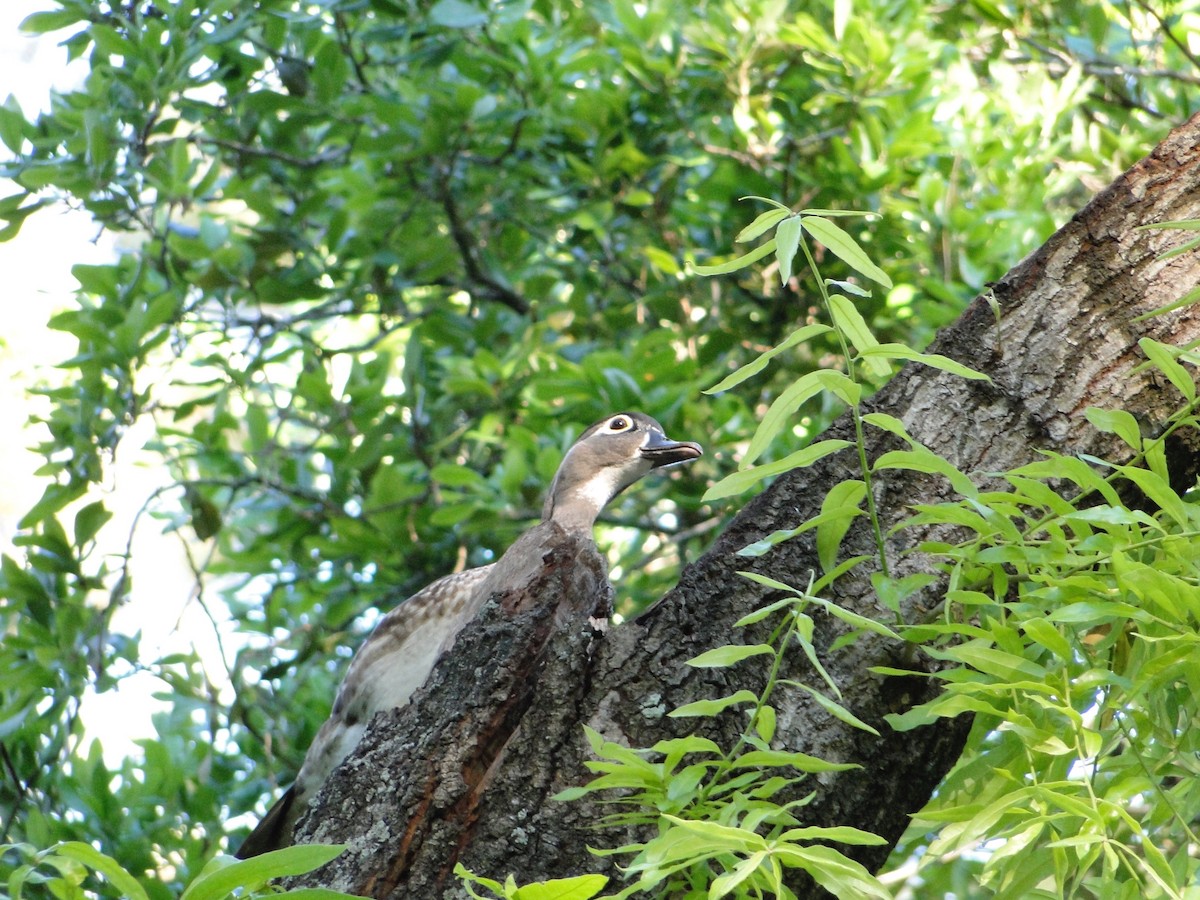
[292,113,1200,897]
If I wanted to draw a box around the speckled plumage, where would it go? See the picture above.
[236,412,701,857]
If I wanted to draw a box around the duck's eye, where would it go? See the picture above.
[608,416,631,432]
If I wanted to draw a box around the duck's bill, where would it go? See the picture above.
[641,432,704,468]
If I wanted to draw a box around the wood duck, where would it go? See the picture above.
[236,412,702,857]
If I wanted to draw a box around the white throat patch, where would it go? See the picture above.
[574,458,650,511]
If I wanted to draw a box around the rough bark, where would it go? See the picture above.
[292,113,1200,897]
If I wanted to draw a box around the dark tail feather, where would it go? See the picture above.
[236,786,297,859]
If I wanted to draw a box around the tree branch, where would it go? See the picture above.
[436,174,530,314]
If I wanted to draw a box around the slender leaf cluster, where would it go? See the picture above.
[688,208,1200,896]
[882,346,1200,897]
[511,205,1200,898]
[0,841,355,900]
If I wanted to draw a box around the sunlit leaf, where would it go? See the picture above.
[669,690,760,718]
[50,844,151,900]
[686,644,775,668]
[512,873,610,900]
[816,479,866,573]
[800,216,892,288]
[828,295,889,378]
[703,440,854,501]
[775,215,804,284]
[692,238,777,275]
[1084,407,1142,449]
[705,324,832,394]
[856,343,988,381]
[736,207,790,242]
[1138,337,1196,401]
[179,847,350,900]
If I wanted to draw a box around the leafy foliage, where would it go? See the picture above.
[0,0,1196,896]
[670,207,1200,896]
[0,841,357,900]
[551,575,890,900]
[456,865,609,900]
[884,354,1200,897]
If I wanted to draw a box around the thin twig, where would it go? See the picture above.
[199,136,348,169]
[1131,0,1200,71]
[436,172,530,314]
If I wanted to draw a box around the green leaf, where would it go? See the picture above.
[730,749,859,772]
[455,863,507,897]
[1136,218,1200,231]
[429,0,488,28]
[736,521,816,558]
[431,463,486,489]
[643,245,680,275]
[826,278,872,297]
[736,207,790,242]
[740,370,827,467]
[1009,455,1122,506]
[0,97,29,155]
[856,343,988,381]
[669,690,759,718]
[931,643,1048,683]
[816,479,866,573]
[828,295,889,379]
[692,238,777,275]
[703,440,853,502]
[1084,407,1143,449]
[686,644,775,668]
[1021,619,1072,661]
[704,324,832,394]
[180,846,349,900]
[861,413,911,441]
[1114,463,1187,526]
[779,825,887,845]
[792,683,881,735]
[739,195,792,211]
[754,705,777,743]
[742,369,860,468]
[72,501,111,547]
[1138,337,1196,401]
[773,844,890,899]
[583,724,606,756]
[1131,283,1200,322]
[512,874,609,900]
[20,9,84,32]
[710,850,768,899]
[775,215,804,283]
[737,571,804,595]
[874,447,978,498]
[50,843,150,900]
[650,735,724,757]
[551,785,589,802]
[800,216,892,288]
[661,815,768,852]
[797,208,877,218]
[870,572,936,615]
[806,595,901,641]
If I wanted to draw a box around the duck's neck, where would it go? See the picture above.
[541,446,648,532]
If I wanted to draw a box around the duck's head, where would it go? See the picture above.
[542,412,703,530]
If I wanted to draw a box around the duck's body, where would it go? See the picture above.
[236,412,701,857]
